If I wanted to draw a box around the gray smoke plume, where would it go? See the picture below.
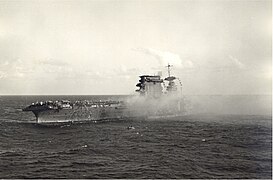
[133,48,194,69]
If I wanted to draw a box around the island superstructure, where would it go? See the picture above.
[23,64,185,124]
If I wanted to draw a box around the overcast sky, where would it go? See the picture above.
[0,0,271,95]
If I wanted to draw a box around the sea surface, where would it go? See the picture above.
[0,95,271,179]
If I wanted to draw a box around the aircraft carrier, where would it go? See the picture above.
[23,64,185,124]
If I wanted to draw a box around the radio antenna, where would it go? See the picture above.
[166,63,173,77]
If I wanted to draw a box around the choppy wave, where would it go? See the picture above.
[0,95,271,178]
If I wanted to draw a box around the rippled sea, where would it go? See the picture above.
[0,95,271,179]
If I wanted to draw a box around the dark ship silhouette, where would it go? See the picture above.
[23,64,185,124]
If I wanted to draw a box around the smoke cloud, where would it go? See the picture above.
[228,55,245,69]
[133,48,194,69]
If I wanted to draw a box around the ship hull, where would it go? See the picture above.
[31,105,184,124]
[33,106,128,124]
[25,97,185,124]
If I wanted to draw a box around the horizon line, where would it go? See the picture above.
[0,94,271,96]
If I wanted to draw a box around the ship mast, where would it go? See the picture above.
[166,63,173,77]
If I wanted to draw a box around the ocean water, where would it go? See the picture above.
[0,95,271,179]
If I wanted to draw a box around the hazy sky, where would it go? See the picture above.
[0,0,271,95]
